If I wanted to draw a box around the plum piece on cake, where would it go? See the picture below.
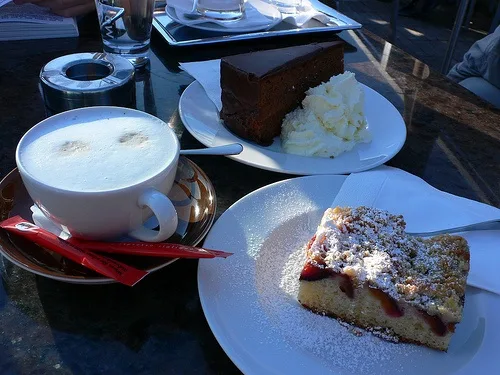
[298,206,470,351]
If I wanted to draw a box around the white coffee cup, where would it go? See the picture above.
[15,107,180,242]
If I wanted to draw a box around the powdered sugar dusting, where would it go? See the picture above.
[306,207,469,322]
[254,210,420,374]
[245,189,319,259]
[201,181,483,374]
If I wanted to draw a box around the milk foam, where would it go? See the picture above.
[19,115,176,192]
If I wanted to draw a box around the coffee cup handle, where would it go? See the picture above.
[128,189,178,243]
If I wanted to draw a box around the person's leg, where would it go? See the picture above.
[459,77,500,108]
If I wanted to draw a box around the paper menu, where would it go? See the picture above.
[0,3,73,24]
[0,2,78,41]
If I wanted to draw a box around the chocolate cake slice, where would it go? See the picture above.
[220,42,344,145]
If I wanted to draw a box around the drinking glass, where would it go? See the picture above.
[94,0,155,67]
[269,0,302,14]
[195,0,245,20]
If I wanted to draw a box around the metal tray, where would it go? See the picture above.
[152,0,361,47]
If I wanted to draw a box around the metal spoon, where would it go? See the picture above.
[180,143,243,156]
[406,219,500,237]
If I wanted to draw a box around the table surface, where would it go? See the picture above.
[1,11,499,375]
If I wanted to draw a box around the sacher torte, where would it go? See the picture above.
[220,42,344,145]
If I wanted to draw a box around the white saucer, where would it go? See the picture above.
[165,0,282,33]
[179,80,407,175]
[198,174,500,374]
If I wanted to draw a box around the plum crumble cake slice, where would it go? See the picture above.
[298,206,470,351]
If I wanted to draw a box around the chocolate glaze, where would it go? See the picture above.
[222,42,343,79]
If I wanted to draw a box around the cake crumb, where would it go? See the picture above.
[369,327,400,343]
[339,320,365,337]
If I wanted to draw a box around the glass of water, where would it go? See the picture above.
[94,0,155,67]
[268,0,302,14]
[195,0,245,21]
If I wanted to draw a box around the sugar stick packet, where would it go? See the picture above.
[0,216,147,286]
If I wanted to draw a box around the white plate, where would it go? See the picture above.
[179,81,407,175]
[165,2,282,33]
[198,175,500,375]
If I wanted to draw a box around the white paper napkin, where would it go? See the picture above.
[283,0,340,27]
[180,59,222,110]
[166,0,278,28]
[167,0,195,14]
[31,205,71,239]
[332,166,500,295]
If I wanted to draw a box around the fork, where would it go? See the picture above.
[406,219,500,237]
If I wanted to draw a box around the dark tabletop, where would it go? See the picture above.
[1,10,499,375]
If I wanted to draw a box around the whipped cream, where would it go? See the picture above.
[281,72,371,158]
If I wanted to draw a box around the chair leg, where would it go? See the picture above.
[490,1,500,34]
[441,0,471,74]
[390,0,400,43]
[336,0,344,12]
[463,0,476,28]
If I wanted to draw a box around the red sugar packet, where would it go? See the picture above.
[69,239,233,259]
[0,216,147,286]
